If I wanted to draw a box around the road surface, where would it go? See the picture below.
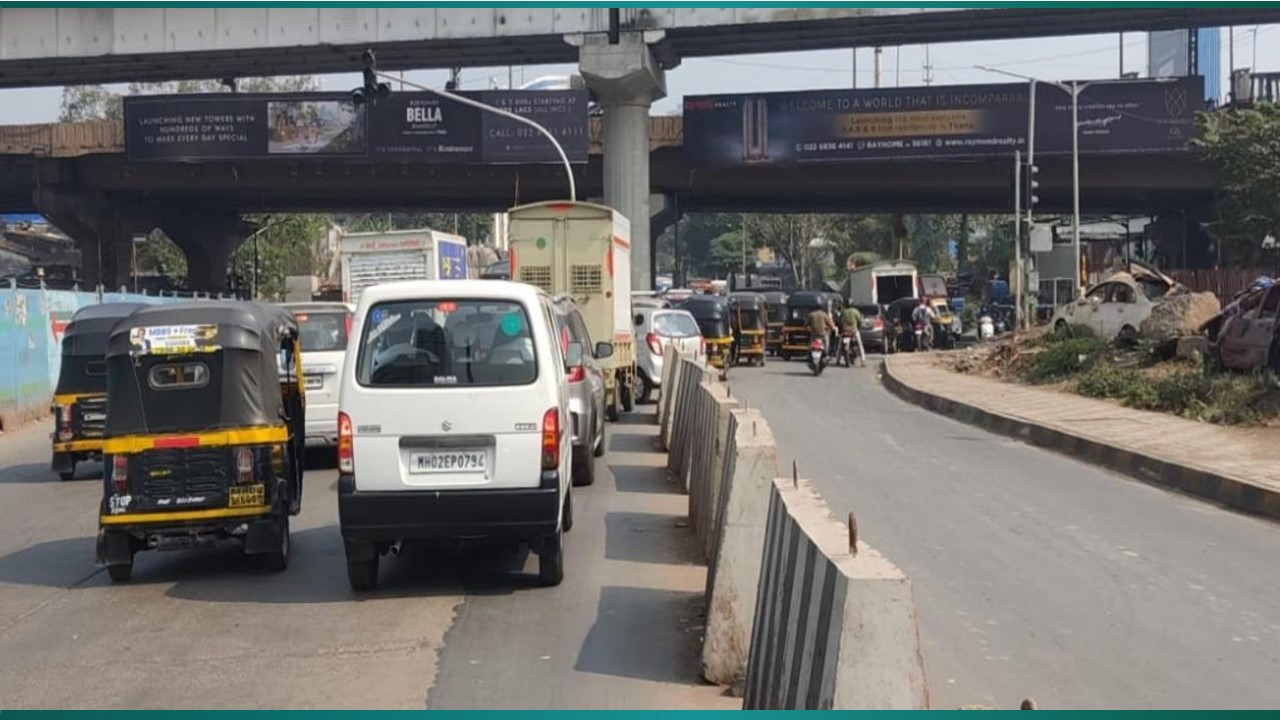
[0,412,731,709]
[729,356,1280,710]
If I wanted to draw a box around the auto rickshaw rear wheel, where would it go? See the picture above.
[106,562,133,583]
[58,467,76,482]
[260,516,290,572]
[347,555,379,591]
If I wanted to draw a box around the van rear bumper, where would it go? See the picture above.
[337,474,560,542]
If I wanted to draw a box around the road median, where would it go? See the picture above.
[881,353,1280,522]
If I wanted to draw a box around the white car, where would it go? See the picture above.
[1050,275,1155,343]
[337,280,573,590]
[633,306,703,404]
[281,302,352,447]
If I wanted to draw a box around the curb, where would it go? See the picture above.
[880,357,1280,522]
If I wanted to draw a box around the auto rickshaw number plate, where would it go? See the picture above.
[228,484,265,508]
[411,451,487,473]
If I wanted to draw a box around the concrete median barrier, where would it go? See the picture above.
[688,381,740,560]
[666,355,710,481]
[656,345,680,446]
[742,477,929,710]
[702,407,779,687]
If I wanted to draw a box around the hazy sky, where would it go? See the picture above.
[1,26,1277,122]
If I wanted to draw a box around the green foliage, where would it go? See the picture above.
[1049,323,1097,342]
[1195,105,1280,266]
[1075,363,1274,425]
[58,86,123,122]
[134,231,188,283]
[231,215,331,301]
[1029,336,1108,383]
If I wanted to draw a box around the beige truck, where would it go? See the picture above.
[508,200,635,421]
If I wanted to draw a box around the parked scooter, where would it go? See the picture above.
[807,337,827,376]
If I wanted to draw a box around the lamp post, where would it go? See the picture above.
[974,67,1172,296]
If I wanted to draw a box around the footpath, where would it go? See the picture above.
[883,353,1280,522]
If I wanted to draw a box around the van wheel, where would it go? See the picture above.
[347,556,379,591]
[562,491,574,532]
[593,417,606,458]
[537,527,565,587]
[106,562,133,583]
[606,396,620,422]
[572,446,596,487]
[260,517,290,572]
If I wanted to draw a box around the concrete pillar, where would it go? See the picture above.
[159,212,251,293]
[35,188,150,290]
[578,32,667,291]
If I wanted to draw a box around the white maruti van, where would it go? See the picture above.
[337,280,574,590]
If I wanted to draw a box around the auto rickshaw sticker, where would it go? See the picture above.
[129,324,220,355]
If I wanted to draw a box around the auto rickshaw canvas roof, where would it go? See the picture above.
[678,294,729,318]
[106,301,298,358]
[787,291,828,307]
[62,302,150,357]
[728,292,767,308]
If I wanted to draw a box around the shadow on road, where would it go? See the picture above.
[0,534,99,588]
[609,464,679,495]
[608,432,656,454]
[574,585,703,682]
[0,461,69,485]
[604,512,700,566]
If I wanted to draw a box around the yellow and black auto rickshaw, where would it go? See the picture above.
[96,302,306,582]
[762,290,788,356]
[680,294,733,369]
[728,292,768,367]
[51,302,148,481]
[781,291,832,361]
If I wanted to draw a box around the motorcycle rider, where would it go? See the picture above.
[838,305,868,367]
[911,297,938,350]
[807,306,838,359]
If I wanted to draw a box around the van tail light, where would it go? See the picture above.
[344,313,353,338]
[235,447,254,485]
[338,412,354,474]
[567,366,585,383]
[57,404,73,441]
[645,332,663,356]
[541,408,560,470]
[111,455,128,494]
[509,248,517,279]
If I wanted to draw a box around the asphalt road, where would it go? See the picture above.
[729,355,1280,710]
[0,412,731,710]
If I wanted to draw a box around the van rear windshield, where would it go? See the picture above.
[355,299,538,387]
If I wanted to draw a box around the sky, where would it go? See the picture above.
[1,25,1277,122]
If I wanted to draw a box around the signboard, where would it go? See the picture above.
[129,324,220,355]
[683,77,1202,167]
[435,238,469,280]
[124,90,588,164]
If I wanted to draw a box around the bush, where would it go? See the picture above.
[1030,336,1107,383]
[1050,323,1097,342]
[1076,364,1141,399]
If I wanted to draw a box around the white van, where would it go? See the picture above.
[337,280,574,590]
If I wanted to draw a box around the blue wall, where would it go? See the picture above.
[1197,28,1222,103]
[0,286,179,429]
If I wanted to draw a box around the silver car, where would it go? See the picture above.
[552,296,608,487]
[634,306,703,404]
[281,301,353,447]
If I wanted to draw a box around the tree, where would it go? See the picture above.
[58,76,319,122]
[231,214,331,300]
[134,231,188,283]
[1195,105,1280,266]
[59,86,124,122]
[708,225,757,277]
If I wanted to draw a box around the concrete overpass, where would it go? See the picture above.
[0,116,1215,288]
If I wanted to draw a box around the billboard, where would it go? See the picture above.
[682,77,1202,167]
[124,90,588,164]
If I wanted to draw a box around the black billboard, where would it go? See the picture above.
[683,76,1202,167]
[124,90,589,164]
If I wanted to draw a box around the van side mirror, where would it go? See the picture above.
[634,314,644,326]
[594,341,614,359]
[565,342,584,368]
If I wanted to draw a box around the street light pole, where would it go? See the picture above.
[1069,81,1082,294]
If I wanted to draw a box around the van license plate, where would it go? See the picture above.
[228,484,265,508]
[304,375,324,390]
[410,451,486,473]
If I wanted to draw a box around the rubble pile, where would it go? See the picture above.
[1141,292,1221,349]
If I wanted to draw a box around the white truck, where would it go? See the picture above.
[338,228,470,306]
[846,260,919,307]
[507,200,635,421]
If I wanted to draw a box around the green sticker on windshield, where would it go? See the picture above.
[536,237,547,250]
[501,312,523,336]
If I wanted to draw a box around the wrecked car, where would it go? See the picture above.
[1050,260,1213,345]
[1206,279,1280,373]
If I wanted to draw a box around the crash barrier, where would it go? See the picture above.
[660,349,928,707]
[743,478,929,710]
[656,343,680,449]
[0,283,185,430]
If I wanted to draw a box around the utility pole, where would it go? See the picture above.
[874,47,883,88]
[923,45,934,86]
[1013,150,1022,332]
[1119,32,1124,78]
[851,47,858,89]
[741,213,748,282]
[896,46,901,87]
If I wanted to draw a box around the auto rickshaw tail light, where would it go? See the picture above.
[645,332,663,356]
[235,447,254,485]
[111,455,128,493]
[57,404,73,441]
[338,412,354,474]
[541,408,559,470]
[698,336,706,357]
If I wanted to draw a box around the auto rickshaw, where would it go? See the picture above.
[761,290,788,356]
[50,302,149,481]
[680,295,733,370]
[728,292,768,367]
[96,302,305,582]
[928,297,961,349]
[781,291,832,361]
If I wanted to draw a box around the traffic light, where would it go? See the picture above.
[1022,163,1040,212]
[351,49,391,106]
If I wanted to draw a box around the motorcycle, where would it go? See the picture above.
[837,331,855,368]
[807,337,827,376]
[912,321,934,352]
[978,314,996,340]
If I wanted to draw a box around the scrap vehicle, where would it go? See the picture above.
[50,302,149,481]
[508,200,635,421]
[96,302,305,582]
